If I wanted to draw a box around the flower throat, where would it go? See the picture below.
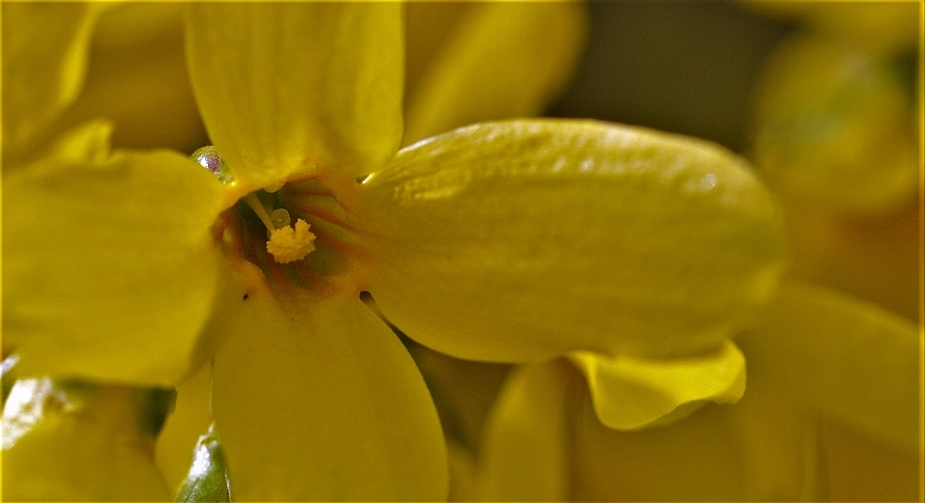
[193,146,316,264]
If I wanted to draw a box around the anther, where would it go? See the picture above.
[241,194,316,264]
[266,220,316,264]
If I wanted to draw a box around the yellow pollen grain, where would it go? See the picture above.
[266,219,316,264]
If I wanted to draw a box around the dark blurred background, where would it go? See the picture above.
[549,2,794,153]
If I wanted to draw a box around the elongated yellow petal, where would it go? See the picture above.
[3,132,244,385]
[403,3,586,144]
[1,380,170,501]
[737,280,919,452]
[360,119,786,363]
[570,339,746,431]
[476,361,577,501]
[185,4,403,188]
[1,3,99,164]
[211,293,447,500]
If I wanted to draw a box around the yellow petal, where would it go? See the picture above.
[42,117,115,165]
[785,201,920,322]
[446,439,479,501]
[185,4,403,187]
[360,119,786,363]
[750,34,917,215]
[737,280,919,452]
[570,339,746,431]
[729,377,822,500]
[407,343,512,449]
[817,419,919,500]
[476,360,577,501]
[572,385,803,501]
[1,379,170,500]
[211,293,447,500]
[3,138,244,385]
[403,3,470,103]
[1,3,99,164]
[57,3,208,156]
[155,364,214,494]
[403,3,586,145]
[742,2,918,54]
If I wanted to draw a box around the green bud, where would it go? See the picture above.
[175,424,231,503]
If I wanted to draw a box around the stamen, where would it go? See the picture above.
[241,193,275,230]
[266,219,316,264]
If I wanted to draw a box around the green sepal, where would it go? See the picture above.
[175,423,231,503]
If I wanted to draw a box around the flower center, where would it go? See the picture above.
[240,193,316,264]
[193,146,317,265]
[195,146,364,299]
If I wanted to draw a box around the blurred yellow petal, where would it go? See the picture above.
[1,3,99,163]
[404,3,470,103]
[750,34,917,215]
[818,419,919,501]
[407,343,512,449]
[58,3,208,156]
[737,280,919,451]
[2,131,245,385]
[729,376,822,500]
[476,360,577,501]
[361,120,786,363]
[185,3,403,187]
[42,117,114,165]
[570,339,746,431]
[156,364,213,494]
[211,293,447,500]
[403,3,586,144]
[573,393,748,501]
[446,439,479,501]
[742,1,918,54]
[2,379,170,501]
[785,201,920,322]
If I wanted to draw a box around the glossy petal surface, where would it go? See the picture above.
[1,3,98,163]
[361,120,786,362]
[2,135,242,385]
[571,339,746,430]
[403,3,586,144]
[185,4,403,187]
[2,380,170,501]
[737,280,919,451]
[211,293,447,501]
